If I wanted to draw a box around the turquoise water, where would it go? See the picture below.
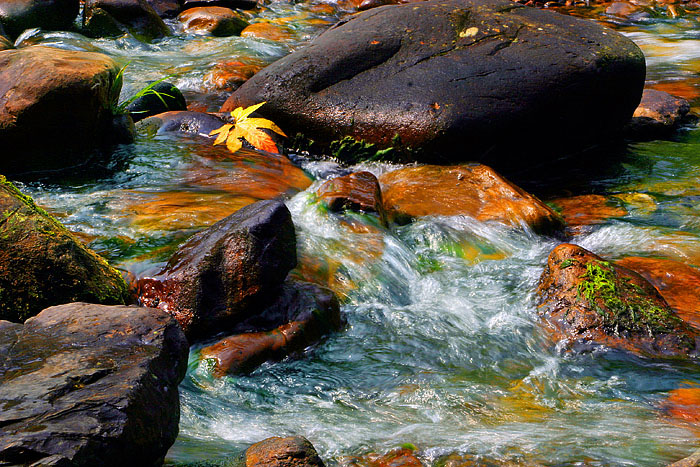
[12,1,700,465]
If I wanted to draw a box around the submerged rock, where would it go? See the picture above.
[344,448,423,467]
[137,110,228,137]
[536,244,699,358]
[222,0,645,164]
[316,171,387,225]
[178,6,249,36]
[0,302,189,466]
[245,436,326,467]
[0,46,121,174]
[379,164,563,233]
[0,0,79,39]
[547,194,628,234]
[199,279,342,375]
[626,89,692,136]
[240,22,293,41]
[83,0,171,40]
[126,81,187,122]
[182,0,258,11]
[137,199,297,340]
[616,256,700,330]
[0,176,129,323]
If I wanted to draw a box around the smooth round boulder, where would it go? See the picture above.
[0,176,129,323]
[83,0,170,40]
[222,0,645,165]
[0,0,79,39]
[125,80,187,122]
[245,437,326,467]
[0,46,121,174]
[178,6,249,36]
[626,89,692,136]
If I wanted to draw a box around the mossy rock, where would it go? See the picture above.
[0,175,129,322]
[536,243,699,358]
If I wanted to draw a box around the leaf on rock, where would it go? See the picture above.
[209,102,286,154]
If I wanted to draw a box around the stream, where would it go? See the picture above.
[11,1,700,464]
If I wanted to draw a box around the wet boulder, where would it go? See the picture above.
[625,89,692,137]
[316,171,387,225]
[83,0,170,40]
[178,6,249,36]
[136,110,228,137]
[199,279,343,375]
[146,0,181,17]
[222,0,645,165]
[616,256,700,330]
[182,0,258,11]
[0,0,79,39]
[0,303,188,466]
[379,164,563,233]
[137,199,297,341]
[0,46,121,174]
[345,447,423,467]
[245,436,326,467]
[125,81,187,122]
[240,22,293,41]
[0,176,129,323]
[536,244,699,358]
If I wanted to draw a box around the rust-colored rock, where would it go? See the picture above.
[205,60,264,91]
[137,199,296,341]
[536,244,699,358]
[379,164,563,233]
[316,171,387,224]
[199,280,342,375]
[241,22,293,41]
[537,244,699,357]
[178,6,249,36]
[245,436,326,467]
[627,89,692,135]
[0,176,129,323]
[547,194,627,233]
[345,448,423,467]
[616,256,700,330]
[0,46,121,174]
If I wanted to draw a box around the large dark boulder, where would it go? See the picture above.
[0,302,189,466]
[137,199,297,340]
[536,243,699,358]
[83,0,171,40]
[0,175,129,323]
[223,0,645,165]
[0,0,79,39]
[0,46,122,174]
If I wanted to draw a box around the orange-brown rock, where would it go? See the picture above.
[536,244,699,358]
[344,448,423,467]
[177,6,249,36]
[616,256,700,330]
[240,22,293,41]
[316,171,387,224]
[199,280,342,375]
[605,1,639,15]
[0,46,121,174]
[379,164,563,234]
[547,194,627,233]
[245,436,326,467]
[663,387,700,425]
[627,89,691,135]
[204,60,263,91]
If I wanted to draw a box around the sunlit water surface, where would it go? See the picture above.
[12,2,700,465]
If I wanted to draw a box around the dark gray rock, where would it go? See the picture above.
[83,0,171,40]
[136,110,228,137]
[223,0,645,165]
[0,0,79,39]
[146,0,182,17]
[625,88,693,137]
[126,81,187,122]
[137,199,297,341]
[0,302,189,466]
[182,0,258,11]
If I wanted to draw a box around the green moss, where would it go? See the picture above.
[286,133,417,164]
[576,260,683,335]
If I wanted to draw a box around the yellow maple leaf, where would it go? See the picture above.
[209,102,286,154]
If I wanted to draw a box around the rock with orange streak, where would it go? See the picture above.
[241,22,293,41]
[199,280,342,375]
[344,448,423,467]
[379,164,563,234]
[205,60,263,91]
[536,243,699,358]
[316,171,387,225]
[616,257,700,330]
[664,387,700,425]
[178,6,248,36]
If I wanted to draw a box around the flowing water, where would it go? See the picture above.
[11,1,700,465]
